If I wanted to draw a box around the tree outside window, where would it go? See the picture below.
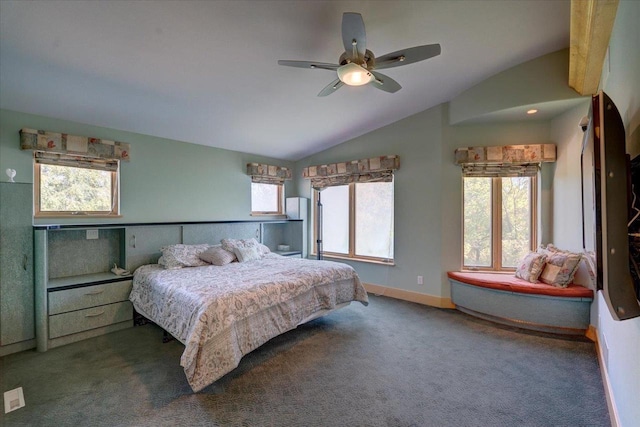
[35,160,119,217]
[463,176,535,270]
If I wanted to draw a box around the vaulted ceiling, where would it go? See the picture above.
[0,1,571,161]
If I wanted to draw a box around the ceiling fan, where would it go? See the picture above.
[278,12,441,97]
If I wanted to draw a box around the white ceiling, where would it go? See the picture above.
[0,0,571,161]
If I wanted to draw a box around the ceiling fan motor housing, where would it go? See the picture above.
[339,49,375,69]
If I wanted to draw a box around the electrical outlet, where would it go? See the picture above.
[4,387,25,413]
[417,275,423,285]
[86,229,99,240]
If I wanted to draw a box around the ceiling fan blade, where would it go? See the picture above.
[277,60,340,71]
[318,78,344,97]
[342,12,366,61]
[370,71,402,93]
[374,44,441,70]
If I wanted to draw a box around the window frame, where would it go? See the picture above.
[312,181,395,265]
[34,156,121,218]
[462,175,537,272]
[250,182,284,216]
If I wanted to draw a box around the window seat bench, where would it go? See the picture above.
[447,271,593,335]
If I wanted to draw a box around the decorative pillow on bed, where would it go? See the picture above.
[158,255,187,270]
[257,243,271,256]
[221,238,271,259]
[536,244,552,256]
[159,244,210,269]
[514,251,547,283]
[157,256,177,270]
[198,245,236,266]
[221,238,258,252]
[539,250,582,287]
[234,245,262,263]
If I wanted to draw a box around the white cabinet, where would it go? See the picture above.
[0,182,35,356]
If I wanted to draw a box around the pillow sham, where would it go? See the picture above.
[234,245,262,263]
[257,243,271,256]
[198,245,236,266]
[514,251,547,283]
[539,251,582,287]
[221,238,272,260]
[158,255,182,270]
[221,237,259,252]
[160,244,210,269]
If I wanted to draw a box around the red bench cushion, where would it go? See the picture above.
[447,271,593,299]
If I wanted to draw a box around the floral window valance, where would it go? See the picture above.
[20,128,131,161]
[454,144,556,177]
[302,155,400,190]
[246,163,292,185]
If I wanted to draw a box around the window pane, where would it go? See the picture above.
[463,178,492,267]
[355,182,394,259]
[251,183,280,212]
[40,164,112,212]
[501,177,531,268]
[320,185,349,254]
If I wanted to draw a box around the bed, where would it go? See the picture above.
[129,252,368,392]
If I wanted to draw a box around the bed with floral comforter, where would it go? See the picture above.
[129,253,368,391]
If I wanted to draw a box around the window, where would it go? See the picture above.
[34,154,120,217]
[314,181,394,263]
[463,176,536,270]
[251,182,284,215]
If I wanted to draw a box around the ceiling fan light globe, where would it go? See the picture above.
[337,63,373,86]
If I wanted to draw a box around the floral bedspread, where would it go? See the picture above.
[129,254,368,391]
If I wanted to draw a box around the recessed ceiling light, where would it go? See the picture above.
[527,109,538,115]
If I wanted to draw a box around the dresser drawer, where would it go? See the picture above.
[48,280,132,315]
[49,301,133,339]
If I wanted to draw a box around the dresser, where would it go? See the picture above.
[34,227,133,351]
[0,182,35,356]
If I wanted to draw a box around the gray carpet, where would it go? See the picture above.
[1,295,609,427]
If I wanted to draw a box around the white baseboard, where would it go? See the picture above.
[590,325,620,427]
[362,283,455,309]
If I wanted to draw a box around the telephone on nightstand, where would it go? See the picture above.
[111,264,131,276]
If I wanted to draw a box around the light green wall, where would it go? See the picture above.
[0,109,293,225]
[442,117,552,296]
[295,105,445,297]
[549,101,591,252]
[449,49,583,124]
[294,103,552,300]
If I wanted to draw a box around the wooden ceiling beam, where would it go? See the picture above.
[569,0,619,95]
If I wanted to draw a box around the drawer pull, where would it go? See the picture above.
[85,311,105,318]
[23,254,28,271]
[84,290,104,296]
